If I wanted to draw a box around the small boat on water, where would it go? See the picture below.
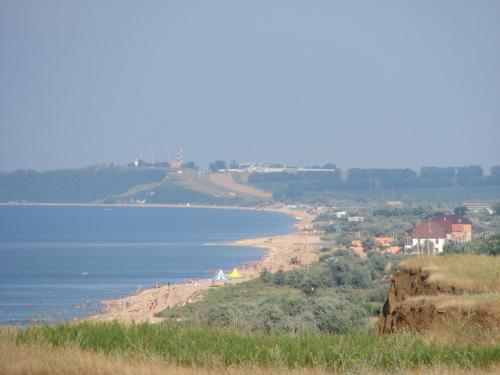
[80,272,88,277]
[295,216,303,220]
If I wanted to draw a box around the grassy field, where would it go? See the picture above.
[3,322,500,374]
[399,254,500,293]
[3,342,500,375]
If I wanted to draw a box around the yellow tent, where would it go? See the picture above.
[228,267,242,278]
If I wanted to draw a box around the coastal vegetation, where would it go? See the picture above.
[155,250,399,333]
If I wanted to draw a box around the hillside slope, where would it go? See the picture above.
[0,167,167,203]
[208,172,272,199]
[377,255,500,333]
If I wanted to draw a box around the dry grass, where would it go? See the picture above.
[405,293,500,310]
[1,342,500,375]
[207,172,272,199]
[399,255,500,293]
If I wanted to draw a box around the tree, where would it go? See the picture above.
[182,161,196,169]
[323,163,337,170]
[209,160,227,172]
[336,233,353,247]
[362,237,376,251]
[482,234,500,256]
[454,206,467,216]
[260,268,272,283]
[272,270,287,286]
[494,202,500,216]
[229,160,239,169]
[352,268,371,288]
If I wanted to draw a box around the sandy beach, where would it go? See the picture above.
[89,205,321,324]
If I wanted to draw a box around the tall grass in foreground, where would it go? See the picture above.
[3,342,500,375]
[12,322,500,371]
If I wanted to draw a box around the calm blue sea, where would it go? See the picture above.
[0,205,295,325]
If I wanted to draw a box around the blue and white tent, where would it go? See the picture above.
[215,270,228,281]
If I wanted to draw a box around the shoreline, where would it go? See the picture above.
[85,205,320,324]
[0,201,307,219]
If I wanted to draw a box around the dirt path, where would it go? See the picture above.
[208,172,272,199]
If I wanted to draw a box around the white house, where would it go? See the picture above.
[333,211,346,218]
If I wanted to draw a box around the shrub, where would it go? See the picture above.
[351,268,371,288]
[260,268,272,283]
[367,286,389,302]
[205,304,237,328]
[311,295,365,333]
[272,270,287,286]
[254,304,287,333]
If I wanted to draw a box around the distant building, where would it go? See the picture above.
[375,236,400,254]
[375,236,394,246]
[350,240,365,256]
[433,214,472,243]
[170,160,182,169]
[170,149,183,169]
[405,215,472,254]
[333,211,346,218]
[332,224,342,234]
[386,201,403,208]
[348,216,364,222]
[464,202,493,215]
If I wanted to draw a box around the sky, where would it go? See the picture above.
[1,0,499,171]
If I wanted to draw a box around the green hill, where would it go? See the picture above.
[0,166,167,202]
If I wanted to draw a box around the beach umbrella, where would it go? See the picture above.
[215,270,228,281]
[228,267,242,278]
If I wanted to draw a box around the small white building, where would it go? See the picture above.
[348,216,364,222]
[333,211,346,218]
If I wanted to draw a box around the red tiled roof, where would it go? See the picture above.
[410,220,447,239]
[433,214,472,224]
[433,215,472,232]
[375,237,394,245]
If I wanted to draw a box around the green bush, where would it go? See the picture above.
[311,295,366,333]
[351,268,371,288]
[367,286,389,303]
[260,268,272,283]
[272,270,287,285]
[443,233,500,256]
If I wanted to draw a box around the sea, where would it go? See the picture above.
[0,205,295,325]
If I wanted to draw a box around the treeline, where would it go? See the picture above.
[444,233,500,256]
[0,166,166,202]
[249,165,500,202]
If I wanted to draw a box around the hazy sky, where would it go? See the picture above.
[1,0,499,171]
